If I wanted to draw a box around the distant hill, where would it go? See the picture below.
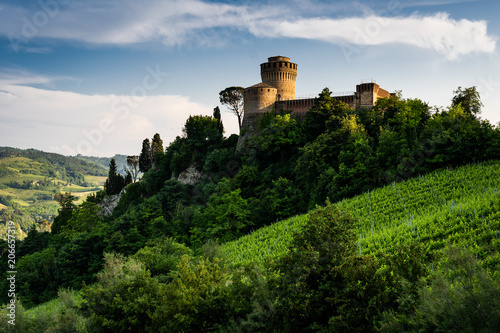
[75,154,129,176]
[0,147,108,239]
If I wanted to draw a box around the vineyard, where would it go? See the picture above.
[221,160,500,269]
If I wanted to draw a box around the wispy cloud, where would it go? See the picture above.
[402,0,478,7]
[0,71,213,156]
[0,0,496,60]
[252,13,496,60]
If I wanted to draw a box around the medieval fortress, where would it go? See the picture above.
[242,56,392,129]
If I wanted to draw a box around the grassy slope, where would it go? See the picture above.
[221,160,500,269]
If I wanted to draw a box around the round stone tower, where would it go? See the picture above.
[260,56,297,101]
[244,83,278,117]
[239,56,297,146]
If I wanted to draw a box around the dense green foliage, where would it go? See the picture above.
[2,86,500,332]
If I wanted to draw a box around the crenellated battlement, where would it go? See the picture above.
[260,56,297,102]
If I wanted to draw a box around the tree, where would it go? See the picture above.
[302,87,341,142]
[139,138,152,173]
[249,113,305,166]
[152,256,233,332]
[183,115,220,145]
[16,247,58,307]
[104,158,126,195]
[126,155,140,182]
[213,106,224,137]
[125,171,133,185]
[81,253,162,332]
[272,202,410,332]
[52,192,77,234]
[151,133,164,161]
[180,115,222,169]
[219,86,244,132]
[59,201,104,237]
[272,202,356,331]
[132,237,193,279]
[192,186,252,244]
[382,246,500,332]
[451,86,483,115]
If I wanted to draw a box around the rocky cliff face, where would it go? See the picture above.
[36,220,52,233]
[97,165,204,216]
[99,188,126,216]
[176,165,205,185]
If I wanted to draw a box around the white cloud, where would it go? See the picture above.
[0,0,495,60]
[402,0,477,7]
[0,72,212,156]
[251,13,496,60]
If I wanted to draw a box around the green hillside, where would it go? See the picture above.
[0,147,107,238]
[222,160,500,268]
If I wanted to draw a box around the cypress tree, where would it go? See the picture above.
[139,139,152,173]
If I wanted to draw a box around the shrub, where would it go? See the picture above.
[272,202,423,332]
[81,253,162,333]
[132,237,192,282]
[415,246,500,332]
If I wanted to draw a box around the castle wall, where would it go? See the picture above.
[334,95,356,109]
[276,94,356,120]
[276,98,316,120]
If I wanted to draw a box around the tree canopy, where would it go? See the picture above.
[451,86,483,115]
[219,86,244,132]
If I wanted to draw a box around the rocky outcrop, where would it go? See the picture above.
[176,165,205,185]
[36,220,52,233]
[99,188,126,216]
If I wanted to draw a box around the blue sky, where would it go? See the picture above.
[0,0,499,156]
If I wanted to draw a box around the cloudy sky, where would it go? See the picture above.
[0,0,499,157]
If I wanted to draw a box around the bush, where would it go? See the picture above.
[132,237,192,282]
[81,253,162,333]
[151,256,233,332]
[0,289,87,333]
[415,246,500,332]
[271,202,424,332]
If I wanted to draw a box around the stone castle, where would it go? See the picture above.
[242,56,393,131]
